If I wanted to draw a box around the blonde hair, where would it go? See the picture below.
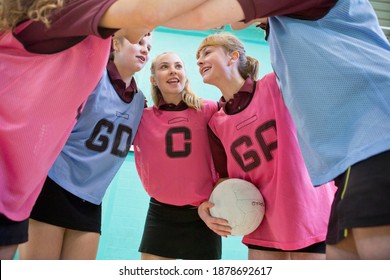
[196,32,259,81]
[112,31,152,48]
[150,52,203,110]
[0,0,64,30]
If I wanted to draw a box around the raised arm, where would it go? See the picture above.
[230,18,267,30]
[99,0,211,42]
[163,0,245,31]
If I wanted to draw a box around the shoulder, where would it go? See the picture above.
[143,106,155,112]
[16,0,117,53]
[135,88,146,101]
[202,99,219,111]
[200,99,219,118]
[262,72,277,81]
[239,0,336,21]
[142,106,162,118]
[256,72,278,88]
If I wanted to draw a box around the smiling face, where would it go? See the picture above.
[196,45,231,86]
[151,52,187,104]
[114,34,152,75]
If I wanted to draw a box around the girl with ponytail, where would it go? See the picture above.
[196,32,336,260]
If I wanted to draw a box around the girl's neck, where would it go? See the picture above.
[162,93,182,105]
[115,63,135,88]
[219,76,246,102]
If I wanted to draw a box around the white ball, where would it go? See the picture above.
[209,178,265,236]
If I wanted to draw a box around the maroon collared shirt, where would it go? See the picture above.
[158,100,189,111]
[106,60,139,103]
[221,78,255,115]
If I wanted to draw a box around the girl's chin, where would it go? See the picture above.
[202,76,214,85]
[201,73,210,82]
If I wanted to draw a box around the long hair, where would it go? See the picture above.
[0,0,64,30]
[150,52,203,110]
[196,32,259,81]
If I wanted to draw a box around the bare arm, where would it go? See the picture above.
[99,0,210,42]
[163,0,245,30]
[230,18,267,30]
